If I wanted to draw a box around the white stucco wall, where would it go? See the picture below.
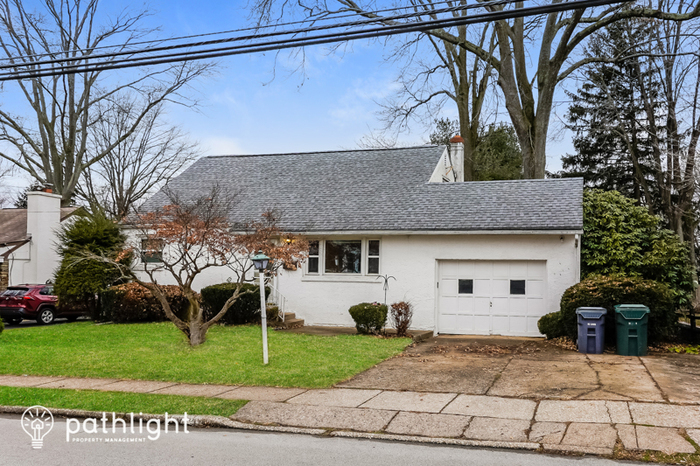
[127,230,581,336]
[275,233,580,333]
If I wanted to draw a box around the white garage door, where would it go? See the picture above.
[438,260,546,336]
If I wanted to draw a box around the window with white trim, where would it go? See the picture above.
[307,240,320,274]
[305,239,380,276]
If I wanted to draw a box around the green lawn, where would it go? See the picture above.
[0,322,410,388]
[0,386,246,416]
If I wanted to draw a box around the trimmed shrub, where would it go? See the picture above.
[390,301,413,337]
[539,275,676,343]
[349,302,388,335]
[99,282,191,323]
[201,283,270,326]
[0,317,4,335]
[537,311,565,339]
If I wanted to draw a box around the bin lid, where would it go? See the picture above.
[615,304,650,319]
[575,307,607,319]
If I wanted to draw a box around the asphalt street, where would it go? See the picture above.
[1,414,640,466]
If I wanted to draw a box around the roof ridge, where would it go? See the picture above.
[202,145,440,159]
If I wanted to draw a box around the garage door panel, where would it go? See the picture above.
[457,296,474,313]
[492,279,509,296]
[457,261,475,276]
[473,279,491,295]
[474,297,491,314]
[474,315,490,333]
[526,298,545,315]
[509,316,528,335]
[509,262,528,277]
[527,280,545,297]
[492,262,509,278]
[491,297,509,314]
[509,298,528,316]
[441,279,458,297]
[438,260,547,337]
[441,261,460,276]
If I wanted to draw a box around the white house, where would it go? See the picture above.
[0,188,79,290]
[136,141,583,337]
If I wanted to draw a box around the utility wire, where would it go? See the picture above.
[0,0,522,71]
[0,0,627,82]
[0,0,507,65]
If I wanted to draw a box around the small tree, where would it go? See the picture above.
[54,210,130,316]
[93,186,308,346]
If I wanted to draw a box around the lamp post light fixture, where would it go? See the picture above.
[251,250,271,364]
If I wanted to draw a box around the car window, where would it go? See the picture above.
[1,288,28,297]
[39,286,54,296]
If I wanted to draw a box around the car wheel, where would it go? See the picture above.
[37,308,55,325]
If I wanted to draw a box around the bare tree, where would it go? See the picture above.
[0,163,11,207]
[77,98,200,219]
[0,0,212,206]
[251,0,700,179]
[83,186,309,346]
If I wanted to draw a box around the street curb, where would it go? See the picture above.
[329,431,540,451]
[0,405,327,436]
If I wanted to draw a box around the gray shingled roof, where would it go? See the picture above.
[141,146,583,232]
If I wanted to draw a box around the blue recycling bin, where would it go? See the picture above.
[575,307,607,354]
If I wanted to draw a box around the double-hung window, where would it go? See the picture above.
[305,239,380,276]
[141,238,164,263]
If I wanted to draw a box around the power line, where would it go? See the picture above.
[0,0,626,82]
[0,0,506,65]
[0,0,521,72]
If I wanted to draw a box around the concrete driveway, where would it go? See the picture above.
[337,335,700,404]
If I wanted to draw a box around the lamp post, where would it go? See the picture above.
[251,250,270,364]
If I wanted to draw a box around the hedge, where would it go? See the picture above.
[201,283,270,326]
[348,302,388,335]
[538,275,676,344]
[99,283,191,323]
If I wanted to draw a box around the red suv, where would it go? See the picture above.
[0,284,79,325]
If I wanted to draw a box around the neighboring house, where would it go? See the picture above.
[0,188,79,290]
[135,140,583,337]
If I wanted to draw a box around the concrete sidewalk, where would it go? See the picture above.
[1,373,699,458]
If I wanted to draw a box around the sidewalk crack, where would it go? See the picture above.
[485,354,514,396]
[639,357,669,403]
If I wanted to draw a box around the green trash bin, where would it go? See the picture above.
[615,304,650,356]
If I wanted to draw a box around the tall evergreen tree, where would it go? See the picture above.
[562,19,662,209]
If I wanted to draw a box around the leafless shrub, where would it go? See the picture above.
[390,301,413,337]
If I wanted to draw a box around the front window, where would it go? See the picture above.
[325,240,362,274]
[141,239,164,263]
[305,239,380,276]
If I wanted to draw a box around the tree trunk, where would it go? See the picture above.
[188,319,206,346]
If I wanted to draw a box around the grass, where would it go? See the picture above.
[0,386,246,416]
[0,322,410,388]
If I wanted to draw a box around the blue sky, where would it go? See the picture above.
[1,0,574,198]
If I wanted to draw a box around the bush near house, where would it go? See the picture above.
[99,283,191,323]
[581,190,694,309]
[390,301,413,337]
[538,275,676,344]
[201,283,270,326]
[54,211,131,318]
[0,318,4,335]
[349,302,388,335]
